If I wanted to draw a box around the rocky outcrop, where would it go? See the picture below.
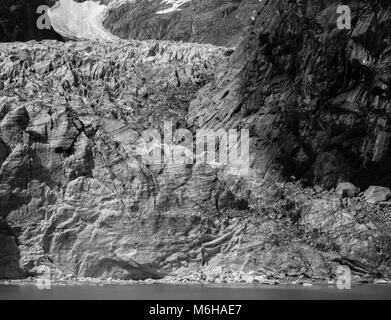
[188,0,391,190]
[103,0,260,47]
[183,0,391,281]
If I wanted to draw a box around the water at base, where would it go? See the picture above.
[0,283,391,300]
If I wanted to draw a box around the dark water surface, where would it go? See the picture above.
[0,283,391,300]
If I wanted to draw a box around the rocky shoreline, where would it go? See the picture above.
[1,276,391,288]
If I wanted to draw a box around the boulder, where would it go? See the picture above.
[364,186,391,204]
[336,182,359,199]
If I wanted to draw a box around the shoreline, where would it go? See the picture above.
[1,277,390,288]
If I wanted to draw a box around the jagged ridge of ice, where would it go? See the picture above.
[48,0,118,41]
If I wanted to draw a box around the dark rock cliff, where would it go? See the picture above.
[189,0,391,190]
[103,0,259,47]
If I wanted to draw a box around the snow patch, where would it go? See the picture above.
[156,0,192,14]
[48,0,118,41]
